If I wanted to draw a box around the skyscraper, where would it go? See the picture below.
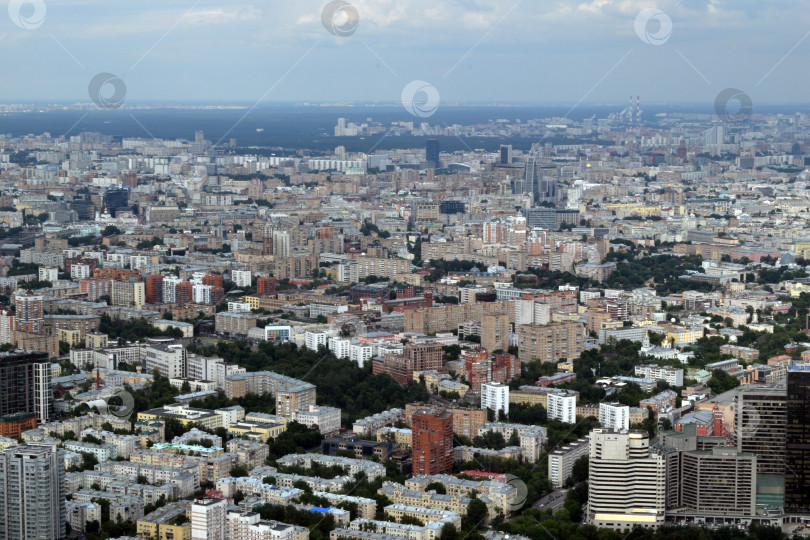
[0,350,52,434]
[412,408,453,475]
[425,139,440,169]
[481,312,510,354]
[0,445,66,540]
[14,291,43,334]
[786,365,810,513]
[587,429,666,530]
[735,385,786,475]
[500,144,513,164]
[145,274,165,305]
[102,186,129,217]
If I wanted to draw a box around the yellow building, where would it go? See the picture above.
[136,404,224,431]
[86,332,109,348]
[58,328,82,347]
[227,420,287,442]
[376,427,412,449]
[136,501,191,540]
[666,326,704,346]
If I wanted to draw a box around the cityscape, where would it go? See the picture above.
[0,1,809,540]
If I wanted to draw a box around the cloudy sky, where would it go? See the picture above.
[3,0,810,105]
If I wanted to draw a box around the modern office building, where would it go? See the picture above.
[680,446,757,516]
[0,350,52,433]
[0,445,66,540]
[412,408,453,475]
[734,385,786,474]
[587,429,666,530]
[425,139,440,169]
[103,186,129,216]
[786,365,810,513]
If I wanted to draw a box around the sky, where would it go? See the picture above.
[2,0,810,106]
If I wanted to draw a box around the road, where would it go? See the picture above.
[533,489,569,513]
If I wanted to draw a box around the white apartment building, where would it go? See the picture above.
[38,266,58,282]
[305,331,328,351]
[71,263,91,280]
[481,382,509,416]
[328,337,351,359]
[337,261,359,284]
[142,344,186,379]
[292,405,342,435]
[547,391,577,424]
[228,302,252,313]
[162,277,183,304]
[349,343,373,368]
[231,270,252,288]
[548,437,589,488]
[193,284,212,305]
[634,364,684,387]
[191,498,228,540]
[599,402,630,431]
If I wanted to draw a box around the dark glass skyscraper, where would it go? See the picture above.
[103,186,129,217]
[425,139,440,169]
[786,365,810,513]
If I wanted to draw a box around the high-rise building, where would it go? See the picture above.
[425,139,440,169]
[145,274,164,305]
[111,279,146,309]
[548,391,577,424]
[14,292,43,334]
[481,382,509,416]
[464,348,491,393]
[599,402,630,431]
[102,186,129,217]
[587,429,666,530]
[0,350,52,434]
[191,497,228,540]
[481,312,509,354]
[786,365,810,513]
[0,445,66,540]
[680,446,756,516]
[257,277,277,296]
[412,408,453,475]
[175,282,194,308]
[500,144,513,164]
[517,322,585,363]
[735,385,786,474]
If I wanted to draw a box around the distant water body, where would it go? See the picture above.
[2,103,807,153]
